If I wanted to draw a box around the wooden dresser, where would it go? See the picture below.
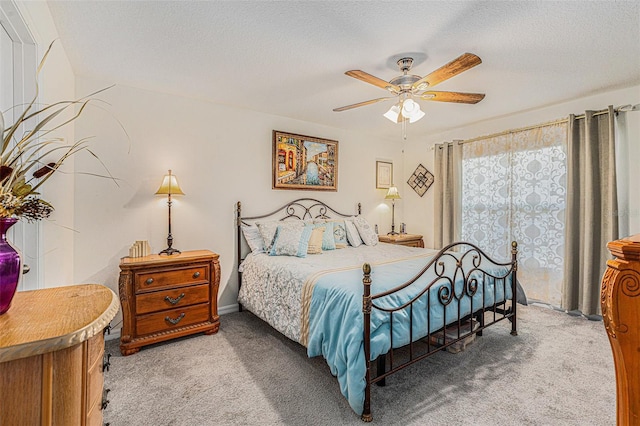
[601,234,640,425]
[378,233,425,248]
[118,250,220,355]
[0,284,118,426]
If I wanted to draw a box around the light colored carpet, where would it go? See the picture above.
[104,304,616,425]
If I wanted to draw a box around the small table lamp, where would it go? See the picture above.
[155,170,185,255]
[385,185,401,235]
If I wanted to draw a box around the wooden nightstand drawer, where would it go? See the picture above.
[119,250,220,355]
[136,303,211,336]
[378,234,424,248]
[135,265,208,293]
[135,283,210,315]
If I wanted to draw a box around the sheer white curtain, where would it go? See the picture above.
[460,124,568,305]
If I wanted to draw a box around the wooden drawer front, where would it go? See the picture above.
[135,284,210,315]
[136,303,210,336]
[87,332,104,367]
[401,241,421,247]
[86,352,104,416]
[135,265,208,293]
[86,402,103,426]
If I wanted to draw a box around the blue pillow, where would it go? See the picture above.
[269,224,314,257]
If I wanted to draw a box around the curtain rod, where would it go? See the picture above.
[435,104,630,148]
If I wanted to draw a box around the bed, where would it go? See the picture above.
[236,198,522,421]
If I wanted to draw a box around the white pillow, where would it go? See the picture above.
[353,216,378,246]
[344,218,363,248]
[256,220,304,252]
[241,225,265,253]
[269,224,313,257]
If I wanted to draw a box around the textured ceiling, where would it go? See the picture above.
[46,1,640,141]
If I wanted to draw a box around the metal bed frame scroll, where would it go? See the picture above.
[236,199,518,422]
[361,241,518,422]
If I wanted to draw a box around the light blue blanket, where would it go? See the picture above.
[305,255,513,415]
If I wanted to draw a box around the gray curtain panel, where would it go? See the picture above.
[433,141,462,249]
[562,106,618,316]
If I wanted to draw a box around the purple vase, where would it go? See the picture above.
[0,218,21,314]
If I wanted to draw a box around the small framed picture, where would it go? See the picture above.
[376,161,393,189]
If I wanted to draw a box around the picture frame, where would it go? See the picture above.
[273,130,338,191]
[376,161,393,189]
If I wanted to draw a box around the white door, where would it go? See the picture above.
[0,5,41,291]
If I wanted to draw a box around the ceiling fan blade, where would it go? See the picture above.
[333,97,395,112]
[411,53,482,91]
[420,91,485,104]
[345,70,401,93]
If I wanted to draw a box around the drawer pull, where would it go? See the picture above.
[193,271,201,279]
[165,313,186,325]
[165,293,186,305]
[103,353,112,372]
[145,278,154,285]
[101,388,111,410]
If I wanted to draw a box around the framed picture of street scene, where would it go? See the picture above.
[272,130,338,191]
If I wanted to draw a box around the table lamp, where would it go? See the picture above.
[155,170,184,255]
[385,185,401,235]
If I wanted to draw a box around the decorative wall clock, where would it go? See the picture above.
[407,164,434,197]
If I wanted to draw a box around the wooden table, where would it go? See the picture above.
[0,284,119,426]
[378,233,425,248]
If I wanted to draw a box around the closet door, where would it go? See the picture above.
[0,5,40,291]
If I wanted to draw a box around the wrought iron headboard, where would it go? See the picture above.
[236,198,361,309]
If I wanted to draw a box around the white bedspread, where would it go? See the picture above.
[237,243,438,344]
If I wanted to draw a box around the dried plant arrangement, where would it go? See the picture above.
[0,41,121,221]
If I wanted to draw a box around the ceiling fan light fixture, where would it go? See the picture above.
[402,99,418,115]
[408,108,425,123]
[383,104,401,122]
[400,99,425,123]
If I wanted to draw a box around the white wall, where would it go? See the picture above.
[403,85,640,249]
[71,77,402,326]
[16,1,76,288]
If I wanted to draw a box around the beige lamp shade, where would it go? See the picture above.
[155,170,185,196]
[385,186,401,200]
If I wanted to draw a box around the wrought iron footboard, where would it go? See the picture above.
[360,241,518,422]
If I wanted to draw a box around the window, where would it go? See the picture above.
[461,124,567,306]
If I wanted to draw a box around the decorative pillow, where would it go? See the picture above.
[241,225,265,253]
[307,227,325,254]
[344,219,363,248]
[256,220,304,252]
[314,222,336,251]
[315,219,348,248]
[269,224,313,257]
[352,215,378,246]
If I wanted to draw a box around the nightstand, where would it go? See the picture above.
[118,250,220,355]
[378,233,425,248]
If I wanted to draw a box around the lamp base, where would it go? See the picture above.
[387,231,399,236]
[159,247,181,256]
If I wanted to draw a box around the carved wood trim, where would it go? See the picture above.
[601,235,640,425]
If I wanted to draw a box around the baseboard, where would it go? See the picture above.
[104,303,240,342]
[105,328,121,342]
[218,303,240,315]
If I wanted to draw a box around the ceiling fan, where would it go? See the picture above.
[333,53,485,123]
